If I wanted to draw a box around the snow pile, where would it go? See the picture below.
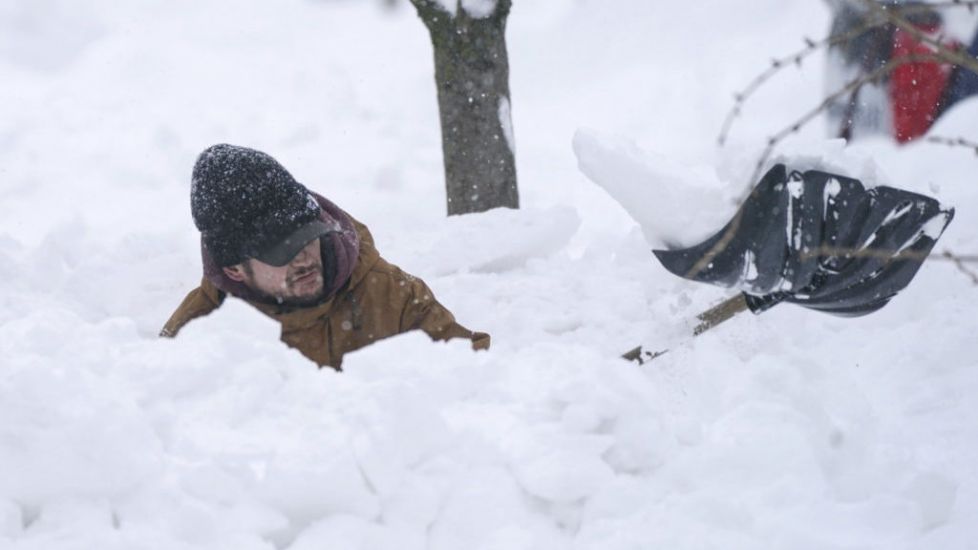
[1,1,977,549]
[394,205,580,276]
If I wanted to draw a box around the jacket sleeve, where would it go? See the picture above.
[160,278,225,338]
[399,275,490,351]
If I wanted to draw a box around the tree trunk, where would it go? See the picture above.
[411,0,519,215]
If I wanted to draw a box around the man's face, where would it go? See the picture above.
[223,238,326,306]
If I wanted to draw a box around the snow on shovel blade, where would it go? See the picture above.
[653,164,954,316]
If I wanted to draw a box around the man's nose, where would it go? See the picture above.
[289,246,313,266]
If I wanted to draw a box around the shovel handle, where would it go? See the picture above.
[693,294,749,335]
[622,294,750,364]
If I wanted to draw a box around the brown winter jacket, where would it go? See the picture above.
[161,216,489,369]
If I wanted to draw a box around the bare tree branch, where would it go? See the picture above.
[796,245,978,263]
[944,250,978,284]
[717,17,891,146]
[720,0,978,182]
[892,0,978,13]
[859,0,978,76]
[687,184,972,284]
[926,135,978,154]
[741,52,948,203]
[704,1,978,284]
[719,0,978,146]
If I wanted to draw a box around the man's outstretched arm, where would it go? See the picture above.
[399,275,490,351]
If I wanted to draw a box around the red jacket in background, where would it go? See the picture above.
[890,23,959,143]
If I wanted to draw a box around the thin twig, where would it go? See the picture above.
[723,0,978,186]
[696,48,933,280]
[719,0,978,146]
[687,210,972,294]
[859,0,978,76]
[795,245,974,263]
[707,0,978,283]
[683,208,744,280]
[944,250,978,284]
[717,17,891,146]
[926,135,978,154]
[742,52,949,203]
[892,0,978,13]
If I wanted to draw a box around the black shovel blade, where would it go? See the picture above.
[653,164,954,317]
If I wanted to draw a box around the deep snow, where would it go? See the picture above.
[1,1,977,549]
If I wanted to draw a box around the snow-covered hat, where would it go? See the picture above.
[190,144,329,267]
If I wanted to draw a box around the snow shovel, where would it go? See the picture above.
[623,164,954,364]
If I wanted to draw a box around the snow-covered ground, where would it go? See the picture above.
[2,1,977,549]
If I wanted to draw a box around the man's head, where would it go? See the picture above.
[190,144,334,305]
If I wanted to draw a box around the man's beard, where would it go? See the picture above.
[242,263,326,307]
[283,264,326,306]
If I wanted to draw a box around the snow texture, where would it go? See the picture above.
[430,0,499,19]
[1,2,977,550]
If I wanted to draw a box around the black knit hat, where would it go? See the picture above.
[191,144,325,267]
